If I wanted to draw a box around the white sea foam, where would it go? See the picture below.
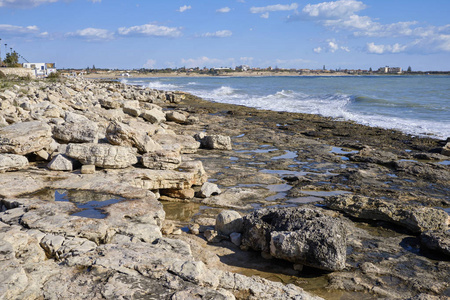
[146,81,179,90]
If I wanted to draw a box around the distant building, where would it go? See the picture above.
[23,63,57,77]
[377,66,402,74]
[235,65,250,71]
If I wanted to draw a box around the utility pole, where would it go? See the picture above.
[0,38,2,64]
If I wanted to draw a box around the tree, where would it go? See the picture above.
[369,67,372,72]
[407,66,412,73]
[3,51,20,67]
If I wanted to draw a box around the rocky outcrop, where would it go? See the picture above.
[65,143,138,169]
[325,194,449,234]
[106,120,162,153]
[241,207,348,271]
[141,149,181,170]
[196,133,233,150]
[153,134,200,154]
[421,230,450,256]
[0,121,52,155]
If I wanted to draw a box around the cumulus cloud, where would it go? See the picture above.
[177,5,191,12]
[0,24,40,34]
[143,59,157,68]
[366,42,407,54]
[181,56,232,68]
[66,28,114,41]
[0,0,58,8]
[118,24,182,38]
[250,3,298,18]
[313,39,350,53]
[201,30,232,38]
[216,7,231,13]
[302,0,365,19]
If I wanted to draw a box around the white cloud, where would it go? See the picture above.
[366,42,407,54]
[313,47,322,53]
[66,28,114,41]
[0,0,58,8]
[118,24,182,38]
[240,57,254,63]
[0,24,40,35]
[302,0,365,19]
[201,30,232,38]
[177,5,191,12]
[181,56,232,68]
[313,39,350,53]
[143,59,157,69]
[261,12,269,19]
[250,3,298,14]
[216,7,231,13]
[90,0,101,3]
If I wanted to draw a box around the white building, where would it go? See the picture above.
[22,63,57,77]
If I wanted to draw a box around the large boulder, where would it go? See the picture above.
[325,194,449,234]
[0,121,52,155]
[420,230,450,256]
[0,154,28,172]
[142,108,166,124]
[241,207,348,271]
[53,112,98,143]
[65,143,137,169]
[47,154,73,171]
[195,133,232,150]
[106,121,162,153]
[215,210,243,236]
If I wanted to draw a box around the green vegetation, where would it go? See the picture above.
[2,51,21,67]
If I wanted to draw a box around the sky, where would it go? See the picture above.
[0,0,449,71]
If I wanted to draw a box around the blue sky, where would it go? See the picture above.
[0,0,449,70]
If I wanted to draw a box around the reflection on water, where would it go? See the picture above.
[161,201,203,222]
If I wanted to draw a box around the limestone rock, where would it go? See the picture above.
[325,194,449,233]
[106,121,162,153]
[197,134,232,150]
[421,230,450,256]
[166,111,187,124]
[198,182,221,198]
[81,165,95,174]
[216,210,243,236]
[65,143,137,169]
[53,112,98,143]
[241,207,347,271]
[0,121,52,155]
[47,154,73,171]
[99,97,121,109]
[0,154,28,172]
[441,142,450,156]
[230,232,242,246]
[142,108,166,124]
[153,134,200,154]
[141,149,181,170]
[160,188,195,199]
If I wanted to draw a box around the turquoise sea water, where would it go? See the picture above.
[124,76,450,139]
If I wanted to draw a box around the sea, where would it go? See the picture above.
[122,75,450,139]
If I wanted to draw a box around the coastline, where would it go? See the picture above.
[0,77,448,299]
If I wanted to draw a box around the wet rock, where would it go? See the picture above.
[216,210,243,236]
[106,120,162,153]
[441,142,450,156]
[421,231,450,256]
[141,149,181,170]
[65,143,137,169]
[394,160,450,182]
[0,154,28,172]
[153,134,200,154]
[349,146,397,166]
[47,154,73,171]
[326,195,449,234]
[0,121,52,155]
[198,182,221,198]
[241,207,347,271]
[53,112,99,143]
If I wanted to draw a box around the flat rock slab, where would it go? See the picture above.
[241,206,348,271]
[65,143,137,169]
[0,121,52,155]
[325,194,449,234]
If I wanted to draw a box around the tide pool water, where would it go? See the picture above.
[124,75,450,139]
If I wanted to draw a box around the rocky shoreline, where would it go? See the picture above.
[0,78,448,299]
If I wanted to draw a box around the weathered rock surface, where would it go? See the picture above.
[197,133,233,150]
[166,110,187,124]
[241,207,348,271]
[198,181,221,198]
[141,149,181,170]
[0,154,28,172]
[65,143,138,169]
[325,194,449,233]
[0,121,52,155]
[215,210,243,236]
[53,112,99,143]
[421,230,450,256]
[142,108,166,124]
[47,154,73,171]
[106,120,162,153]
[153,134,200,154]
